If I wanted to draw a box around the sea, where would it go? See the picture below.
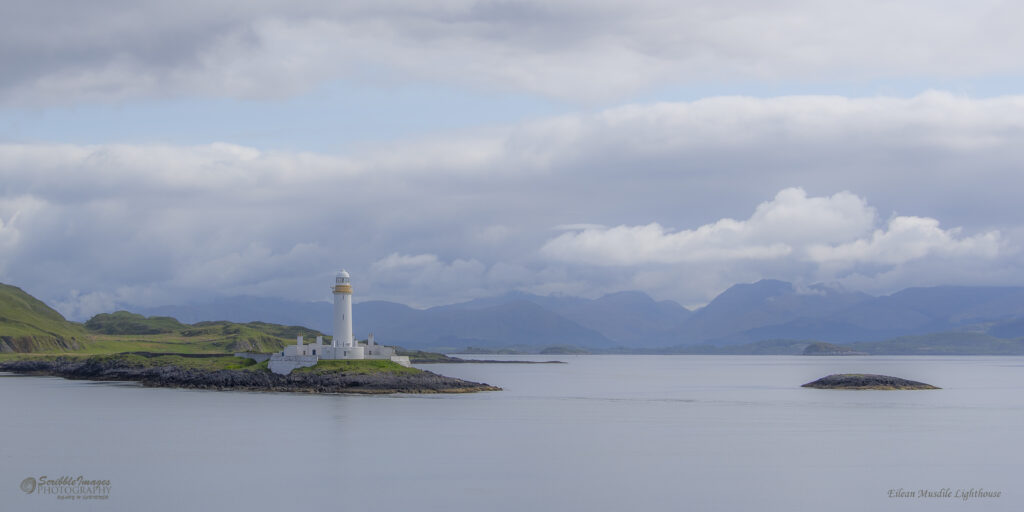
[2,355,1022,511]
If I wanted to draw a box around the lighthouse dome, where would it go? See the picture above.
[335,269,351,286]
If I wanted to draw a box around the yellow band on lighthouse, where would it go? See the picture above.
[333,284,352,294]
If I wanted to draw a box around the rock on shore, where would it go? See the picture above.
[802,373,939,390]
[0,357,501,394]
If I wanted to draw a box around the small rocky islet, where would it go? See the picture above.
[802,373,939,390]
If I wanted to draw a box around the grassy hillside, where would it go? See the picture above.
[79,318,326,354]
[85,311,186,334]
[0,282,327,355]
[0,283,88,352]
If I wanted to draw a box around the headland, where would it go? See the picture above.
[0,353,500,394]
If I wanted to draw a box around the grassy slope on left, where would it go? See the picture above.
[0,283,89,352]
[0,283,435,379]
[0,282,322,355]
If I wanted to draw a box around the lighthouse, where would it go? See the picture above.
[261,268,411,373]
[332,270,354,348]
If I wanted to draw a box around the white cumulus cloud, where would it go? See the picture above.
[540,188,1002,270]
[806,216,1002,266]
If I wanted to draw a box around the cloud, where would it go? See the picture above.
[3,93,1024,316]
[541,188,877,264]
[541,188,1002,269]
[541,222,792,265]
[367,253,497,306]
[807,216,1002,266]
[4,1,1024,103]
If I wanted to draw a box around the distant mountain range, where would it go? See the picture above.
[131,280,1024,352]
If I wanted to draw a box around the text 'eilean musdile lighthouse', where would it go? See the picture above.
[332,269,354,349]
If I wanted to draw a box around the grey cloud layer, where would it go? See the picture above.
[2,93,1022,317]
[3,1,1023,103]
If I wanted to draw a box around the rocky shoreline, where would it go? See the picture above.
[802,373,939,390]
[0,357,501,394]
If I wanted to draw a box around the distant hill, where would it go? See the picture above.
[85,311,187,334]
[80,310,323,353]
[674,280,872,344]
[428,290,691,346]
[521,291,691,346]
[111,280,1024,353]
[6,278,1024,355]
[780,286,1024,341]
[136,296,334,333]
[133,292,685,350]
[989,317,1024,338]
[340,298,611,350]
[0,283,86,352]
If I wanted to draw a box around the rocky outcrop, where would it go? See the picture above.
[0,357,500,394]
[802,373,939,390]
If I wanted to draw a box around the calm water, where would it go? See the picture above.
[2,355,1022,511]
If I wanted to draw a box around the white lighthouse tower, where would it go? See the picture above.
[332,270,354,348]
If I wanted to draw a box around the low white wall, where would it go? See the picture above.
[268,355,318,375]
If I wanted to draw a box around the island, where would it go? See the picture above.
[0,279,509,394]
[801,373,940,390]
[0,353,500,394]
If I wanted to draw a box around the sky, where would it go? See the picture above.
[3,0,1024,320]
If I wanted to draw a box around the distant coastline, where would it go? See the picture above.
[399,349,565,364]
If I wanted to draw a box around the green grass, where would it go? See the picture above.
[89,353,265,371]
[146,354,266,370]
[293,359,422,375]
